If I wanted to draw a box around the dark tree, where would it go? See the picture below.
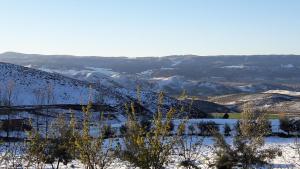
[223,113,229,119]
[224,123,231,136]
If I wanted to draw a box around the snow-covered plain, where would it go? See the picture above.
[1,137,298,169]
[1,119,299,168]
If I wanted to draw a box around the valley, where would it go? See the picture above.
[0,53,300,168]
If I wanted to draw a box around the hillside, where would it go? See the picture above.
[2,52,300,97]
[0,62,212,118]
[0,62,93,105]
[210,92,300,113]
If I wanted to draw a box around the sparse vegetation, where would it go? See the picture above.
[212,107,282,169]
[26,129,48,169]
[102,124,115,139]
[0,80,296,168]
[279,113,300,136]
[212,113,279,119]
[45,114,76,169]
[176,122,204,169]
[25,113,76,169]
[117,92,183,169]
[197,121,219,136]
[75,103,114,169]
[223,123,231,136]
[223,113,229,119]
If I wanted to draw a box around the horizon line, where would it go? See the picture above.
[1,51,300,58]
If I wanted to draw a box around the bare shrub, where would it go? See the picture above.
[25,113,76,169]
[75,103,114,169]
[118,92,181,169]
[176,123,205,169]
[212,107,281,169]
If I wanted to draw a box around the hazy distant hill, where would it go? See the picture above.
[1,52,300,97]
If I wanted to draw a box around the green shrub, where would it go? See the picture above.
[102,125,115,139]
[197,121,219,136]
[188,125,196,135]
[223,123,231,136]
[279,115,300,135]
[223,113,229,119]
[0,119,32,132]
[119,124,127,136]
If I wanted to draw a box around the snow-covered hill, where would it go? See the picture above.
[3,52,300,97]
[0,62,209,118]
[3,52,300,98]
[0,62,95,105]
[0,62,141,109]
[209,92,300,113]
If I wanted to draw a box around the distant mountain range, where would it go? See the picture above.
[1,52,300,98]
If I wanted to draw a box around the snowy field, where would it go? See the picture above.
[1,137,298,169]
[0,118,298,168]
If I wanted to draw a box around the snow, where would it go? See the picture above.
[138,70,153,76]
[151,76,183,89]
[281,64,294,68]
[0,137,298,169]
[4,62,188,116]
[40,66,121,79]
[1,62,185,115]
[3,62,299,167]
[237,84,255,92]
[161,67,175,70]
[24,64,32,68]
[86,67,120,78]
[170,59,183,67]
[222,65,246,69]
[264,90,300,96]
[0,116,298,168]
[171,119,282,133]
[198,82,218,90]
[223,101,237,105]
[0,62,95,105]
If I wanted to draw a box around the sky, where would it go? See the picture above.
[0,0,299,57]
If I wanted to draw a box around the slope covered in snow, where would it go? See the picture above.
[0,62,94,105]
[264,90,300,96]
[0,62,209,118]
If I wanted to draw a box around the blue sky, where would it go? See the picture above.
[0,0,299,57]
